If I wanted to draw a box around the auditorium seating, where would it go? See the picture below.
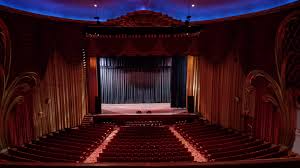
[125,120,163,126]
[0,120,294,164]
[0,124,114,162]
[174,120,289,161]
[98,126,194,162]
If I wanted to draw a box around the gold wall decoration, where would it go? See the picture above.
[278,11,300,146]
[243,11,300,147]
[0,19,39,149]
[276,11,300,90]
[243,70,293,145]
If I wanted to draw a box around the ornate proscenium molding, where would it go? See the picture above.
[243,70,293,146]
[103,10,183,27]
[84,10,204,39]
[0,19,39,149]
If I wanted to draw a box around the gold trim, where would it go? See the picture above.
[243,70,293,145]
[0,19,39,149]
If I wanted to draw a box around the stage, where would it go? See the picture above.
[101,103,187,115]
[94,103,196,124]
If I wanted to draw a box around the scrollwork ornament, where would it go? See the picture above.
[0,19,39,149]
[243,70,292,145]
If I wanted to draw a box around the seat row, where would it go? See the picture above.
[175,120,289,161]
[98,156,193,162]
[1,124,115,162]
[98,126,193,162]
[103,147,187,153]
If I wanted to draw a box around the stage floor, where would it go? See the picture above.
[101,103,187,115]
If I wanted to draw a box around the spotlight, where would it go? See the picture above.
[93,4,98,8]
[191,4,195,8]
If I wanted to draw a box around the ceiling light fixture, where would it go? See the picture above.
[93,1,100,24]
[186,1,194,25]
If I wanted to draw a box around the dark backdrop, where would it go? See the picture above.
[98,57,172,104]
[171,56,187,108]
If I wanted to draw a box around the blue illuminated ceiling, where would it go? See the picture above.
[0,0,297,21]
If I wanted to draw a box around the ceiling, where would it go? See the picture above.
[0,0,297,22]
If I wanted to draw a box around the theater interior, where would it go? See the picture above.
[0,0,300,168]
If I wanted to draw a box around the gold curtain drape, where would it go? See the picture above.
[187,54,245,129]
[31,51,87,137]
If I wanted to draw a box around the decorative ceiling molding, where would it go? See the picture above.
[85,11,202,39]
[102,10,183,27]
[0,0,298,22]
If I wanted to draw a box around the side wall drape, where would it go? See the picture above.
[187,54,245,129]
[7,94,35,147]
[254,98,280,144]
[171,56,187,108]
[31,51,87,137]
[99,57,171,104]
[250,77,285,145]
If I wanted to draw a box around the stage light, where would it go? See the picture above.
[191,4,195,8]
[93,4,98,8]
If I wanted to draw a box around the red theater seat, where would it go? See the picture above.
[98,126,194,162]
[174,120,289,162]
[1,124,115,162]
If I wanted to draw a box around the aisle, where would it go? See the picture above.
[84,127,120,163]
[169,126,207,162]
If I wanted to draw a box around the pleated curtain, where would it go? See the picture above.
[187,54,245,129]
[99,57,171,104]
[31,51,87,137]
[171,56,187,108]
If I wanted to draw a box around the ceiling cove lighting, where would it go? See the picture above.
[0,0,297,21]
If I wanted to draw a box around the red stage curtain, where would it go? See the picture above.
[5,51,87,148]
[251,77,296,145]
[7,94,35,147]
[187,55,293,145]
[187,54,245,129]
[253,78,274,143]
[31,51,87,137]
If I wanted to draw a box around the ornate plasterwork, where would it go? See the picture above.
[276,11,300,89]
[0,18,39,149]
[103,10,183,27]
[242,11,300,147]
[243,70,293,145]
